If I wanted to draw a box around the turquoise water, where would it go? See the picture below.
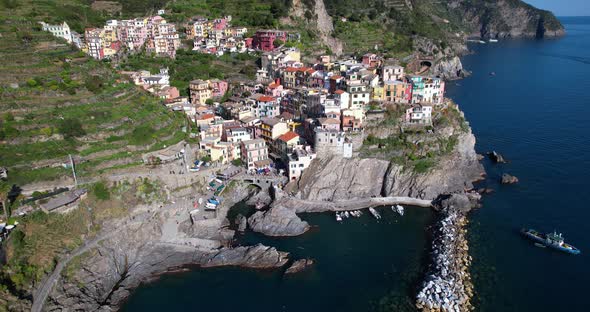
[445,16,590,311]
[122,17,590,311]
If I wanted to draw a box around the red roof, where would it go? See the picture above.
[278,131,299,143]
[284,67,298,73]
[334,89,345,94]
[258,96,276,102]
[268,83,281,89]
[199,113,215,120]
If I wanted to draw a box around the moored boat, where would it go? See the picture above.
[521,228,581,255]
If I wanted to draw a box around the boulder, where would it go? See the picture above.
[487,151,506,163]
[248,206,310,236]
[235,214,247,232]
[285,258,314,274]
[501,173,519,184]
[434,193,479,213]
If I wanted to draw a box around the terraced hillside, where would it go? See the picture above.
[0,4,186,187]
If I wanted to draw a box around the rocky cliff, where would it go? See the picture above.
[446,0,565,38]
[283,0,343,55]
[294,130,484,202]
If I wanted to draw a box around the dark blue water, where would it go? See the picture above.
[445,16,590,311]
[122,206,435,312]
[122,17,590,311]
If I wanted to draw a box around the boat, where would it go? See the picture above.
[344,211,350,218]
[336,212,342,222]
[489,38,498,43]
[489,71,496,76]
[521,228,581,255]
[368,207,381,219]
[396,205,404,216]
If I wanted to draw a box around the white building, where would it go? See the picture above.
[288,146,317,180]
[40,21,73,43]
[405,105,433,124]
[383,65,404,82]
[314,129,353,158]
[346,82,370,109]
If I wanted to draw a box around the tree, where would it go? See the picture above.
[58,118,85,139]
[0,181,11,222]
[273,38,284,48]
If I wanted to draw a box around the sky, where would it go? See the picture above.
[525,0,590,16]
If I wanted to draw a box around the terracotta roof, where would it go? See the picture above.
[268,83,281,89]
[284,67,298,73]
[278,131,299,143]
[258,96,276,102]
[334,89,346,94]
[199,113,215,120]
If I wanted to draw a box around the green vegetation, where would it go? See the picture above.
[362,103,467,173]
[0,12,187,186]
[92,181,111,200]
[0,178,163,299]
[120,50,258,96]
[163,0,290,26]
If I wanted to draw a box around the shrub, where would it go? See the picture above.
[92,182,110,201]
[26,79,37,87]
[231,159,243,166]
[58,118,85,139]
[413,159,434,173]
[129,125,153,145]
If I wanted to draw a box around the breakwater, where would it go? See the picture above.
[416,210,473,312]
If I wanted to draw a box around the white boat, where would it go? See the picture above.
[344,211,350,218]
[336,212,342,222]
[396,205,405,216]
[369,207,381,219]
[489,38,498,43]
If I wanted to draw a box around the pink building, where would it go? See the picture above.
[252,30,287,52]
[266,82,283,97]
[240,139,270,170]
[209,79,228,98]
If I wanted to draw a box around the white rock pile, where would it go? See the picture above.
[416,210,474,312]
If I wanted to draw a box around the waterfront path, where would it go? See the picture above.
[279,196,433,213]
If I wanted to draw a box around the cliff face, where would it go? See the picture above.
[446,0,565,38]
[382,131,484,200]
[283,0,344,55]
[295,131,484,202]
[296,157,391,201]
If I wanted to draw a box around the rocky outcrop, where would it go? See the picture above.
[202,244,290,268]
[295,130,483,202]
[383,131,484,200]
[297,156,390,201]
[235,214,248,232]
[248,206,310,236]
[447,0,565,39]
[285,258,314,274]
[487,151,506,163]
[501,173,519,184]
[432,56,467,80]
[45,230,289,311]
[285,0,343,55]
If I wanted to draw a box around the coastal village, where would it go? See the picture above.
[4,10,473,312]
[37,12,446,183]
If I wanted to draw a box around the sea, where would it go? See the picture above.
[121,17,590,312]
